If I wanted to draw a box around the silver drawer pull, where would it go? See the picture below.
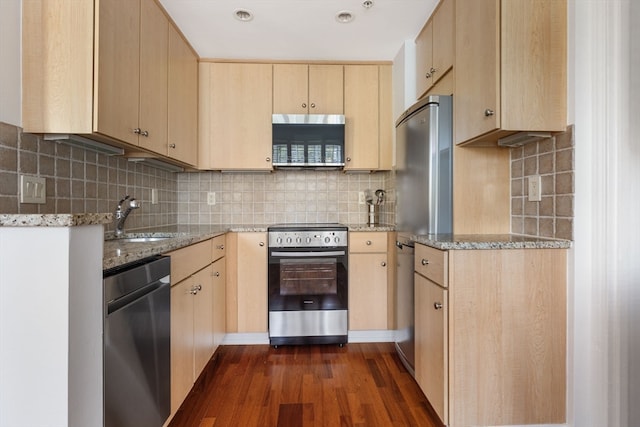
[214,272,220,277]
[216,244,224,250]
[366,240,372,245]
[434,302,443,310]
[381,261,386,267]
[421,259,429,266]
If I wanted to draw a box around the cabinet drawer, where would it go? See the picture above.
[167,239,212,285]
[349,232,387,253]
[212,234,226,261]
[415,244,448,287]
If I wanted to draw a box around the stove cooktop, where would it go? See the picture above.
[268,223,348,232]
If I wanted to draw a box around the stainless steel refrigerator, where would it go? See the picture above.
[394,95,452,374]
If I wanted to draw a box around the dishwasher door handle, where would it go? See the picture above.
[106,275,170,315]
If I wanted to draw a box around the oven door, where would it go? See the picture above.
[268,247,348,311]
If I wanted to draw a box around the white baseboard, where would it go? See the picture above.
[348,330,396,343]
[220,330,396,345]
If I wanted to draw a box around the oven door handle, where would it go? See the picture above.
[270,250,346,257]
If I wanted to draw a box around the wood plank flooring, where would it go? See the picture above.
[168,342,444,427]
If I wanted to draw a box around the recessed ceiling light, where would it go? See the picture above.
[335,10,354,23]
[362,0,374,9]
[234,9,253,22]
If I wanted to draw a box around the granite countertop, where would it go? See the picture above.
[412,233,572,250]
[0,213,112,227]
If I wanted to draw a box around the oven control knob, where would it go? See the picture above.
[296,237,302,244]
[335,237,340,244]
[306,237,312,244]
[286,237,292,244]
[324,236,331,243]
[276,237,282,244]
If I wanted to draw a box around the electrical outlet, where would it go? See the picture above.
[358,191,366,205]
[151,188,158,205]
[207,192,216,205]
[528,175,542,202]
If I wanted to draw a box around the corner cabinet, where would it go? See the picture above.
[199,63,273,170]
[454,0,567,145]
[414,244,567,427]
[273,64,344,114]
[344,65,393,171]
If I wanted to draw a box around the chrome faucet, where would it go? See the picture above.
[114,195,141,237]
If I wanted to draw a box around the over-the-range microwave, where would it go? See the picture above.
[272,114,345,169]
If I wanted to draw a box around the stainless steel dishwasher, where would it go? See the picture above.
[395,233,415,376]
[103,255,171,427]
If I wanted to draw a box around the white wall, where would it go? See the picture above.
[0,0,21,126]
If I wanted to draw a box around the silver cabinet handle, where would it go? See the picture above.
[214,272,220,277]
[216,244,224,250]
[141,130,149,137]
[266,157,271,162]
[302,103,307,108]
[381,261,386,267]
[421,259,429,266]
[430,67,436,74]
[425,72,431,79]
[310,103,315,108]
[195,284,202,291]
[346,157,351,162]
[133,128,141,134]
[259,242,265,246]
[366,240,372,245]
[169,143,176,149]
[434,302,443,310]
[484,109,495,117]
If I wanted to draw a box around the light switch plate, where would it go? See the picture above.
[207,192,216,205]
[528,175,542,202]
[20,175,46,204]
[151,188,158,205]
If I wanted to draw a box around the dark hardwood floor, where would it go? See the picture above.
[168,342,444,427]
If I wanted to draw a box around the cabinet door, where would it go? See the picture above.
[168,26,198,165]
[95,0,140,145]
[349,253,388,330]
[432,0,455,83]
[193,265,214,378]
[236,232,268,333]
[200,63,273,170]
[170,278,194,413]
[454,0,500,143]
[308,65,344,114]
[344,65,379,171]
[273,64,309,114]
[415,273,448,425]
[138,0,168,153]
[415,20,434,98]
[212,257,226,350]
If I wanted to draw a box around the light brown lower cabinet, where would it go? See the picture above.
[166,236,226,420]
[414,245,567,427]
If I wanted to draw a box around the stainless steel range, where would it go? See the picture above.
[268,223,348,346]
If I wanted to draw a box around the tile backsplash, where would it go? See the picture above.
[176,170,395,226]
[1,121,574,238]
[510,125,574,240]
[0,122,178,232]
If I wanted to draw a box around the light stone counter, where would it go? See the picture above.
[412,233,572,250]
[0,213,112,227]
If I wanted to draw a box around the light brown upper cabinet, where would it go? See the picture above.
[344,65,388,171]
[166,26,198,166]
[415,0,455,99]
[22,0,199,166]
[198,63,273,170]
[273,64,344,114]
[454,0,567,145]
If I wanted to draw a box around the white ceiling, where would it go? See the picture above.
[158,0,438,61]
